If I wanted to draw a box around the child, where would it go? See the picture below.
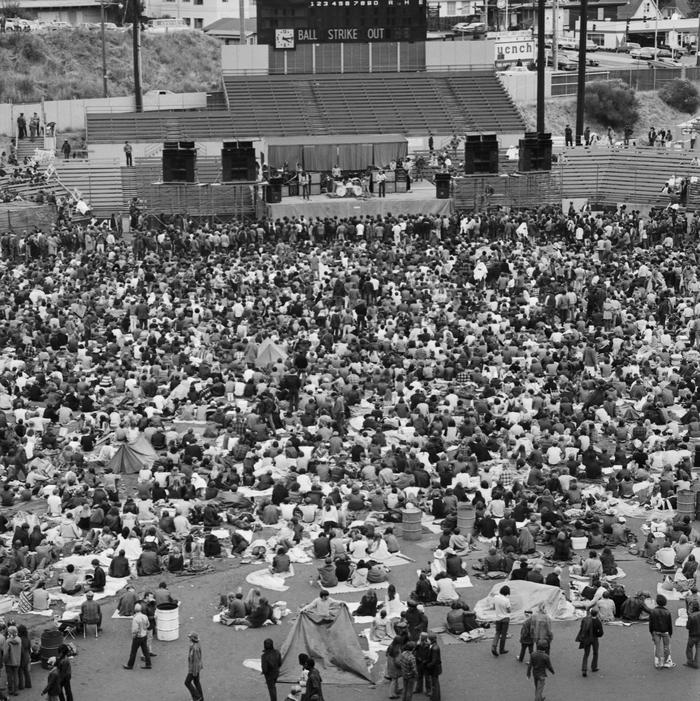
[518,609,534,662]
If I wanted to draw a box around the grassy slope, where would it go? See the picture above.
[0,29,222,102]
[519,90,697,138]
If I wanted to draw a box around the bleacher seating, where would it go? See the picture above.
[558,147,697,204]
[86,71,523,141]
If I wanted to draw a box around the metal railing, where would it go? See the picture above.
[221,63,496,77]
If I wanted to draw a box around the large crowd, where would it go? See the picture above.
[0,200,696,700]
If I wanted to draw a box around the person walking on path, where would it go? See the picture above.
[526,642,554,701]
[576,608,603,676]
[491,585,511,656]
[530,604,553,654]
[425,634,442,701]
[261,638,282,701]
[685,600,700,669]
[56,644,73,701]
[649,594,674,669]
[123,603,151,670]
[40,657,60,701]
[184,631,203,701]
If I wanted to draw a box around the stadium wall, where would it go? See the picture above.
[0,93,207,137]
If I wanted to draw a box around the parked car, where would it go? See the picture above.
[451,21,486,34]
[547,53,577,70]
[631,46,657,60]
[651,57,682,67]
[5,18,32,32]
[615,41,641,53]
[659,43,686,57]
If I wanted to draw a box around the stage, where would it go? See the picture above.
[266,181,453,219]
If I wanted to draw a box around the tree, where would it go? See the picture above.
[584,80,640,129]
[658,79,700,113]
[0,1,31,19]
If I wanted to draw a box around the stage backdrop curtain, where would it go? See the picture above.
[372,141,407,168]
[303,144,336,171]
[339,143,373,171]
[269,145,303,169]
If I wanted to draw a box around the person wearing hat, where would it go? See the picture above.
[261,638,282,701]
[184,632,203,701]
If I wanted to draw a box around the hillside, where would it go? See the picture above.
[519,89,697,140]
[0,29,222,102]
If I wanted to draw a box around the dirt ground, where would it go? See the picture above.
[17,514,693,701]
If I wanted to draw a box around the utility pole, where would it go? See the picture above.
[239,0,246,45]
[132,0,143,113]
[100,0,108,98]
[537,0,546,133]
[696,11,700,66]
[552,0,558,77]
[575,0,588,145]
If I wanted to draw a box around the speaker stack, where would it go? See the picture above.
[464,133,499,175]
[435,173,451,199]
[222,141,256,181]
[518,132,553,172]
[162,141,197,183]
[266,176,283,204]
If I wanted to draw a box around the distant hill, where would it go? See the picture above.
[0,29,222,102]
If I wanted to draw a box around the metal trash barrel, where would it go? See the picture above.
[457,504,475,534]
[677,490,695,518]
[155,603,180,641]
[401,508,423,541]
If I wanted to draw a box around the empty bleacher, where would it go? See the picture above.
[224,71,524,136]
[558,147,697,204]
[77,71,523,140]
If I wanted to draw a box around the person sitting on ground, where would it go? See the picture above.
[59,564,82,595]
[412,571,437,605]
[117,585,138,616]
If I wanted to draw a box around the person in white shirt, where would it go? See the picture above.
[492,585,511,656]
[46,488,62,516]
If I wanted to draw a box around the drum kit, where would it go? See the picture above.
[333,177,366,198]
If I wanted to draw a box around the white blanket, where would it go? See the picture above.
[245,566,295,592]
[48,576,129,609]
[320,580,390,595]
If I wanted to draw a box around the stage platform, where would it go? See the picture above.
[267,181,452,219]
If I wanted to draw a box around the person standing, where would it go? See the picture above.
[649,594,674,669]
[305,659,324,701]
[261,638,282,701]
[425,634,442,701]
[685,600,700,669]
[564,124,573,148]
[124,141,133,167]
[123,603,151,670]
[184,632,203,701]
[41,657,61,701]
[398,642,418,701]
[414,633,431,696]
[61,140,71,160]
[576,608,603,676]
[376,170,386,198]
[518,609,534,662]
[4,625,21,696]
[56,644,73,701]
[17,114,26,140]
[530,603,553,654]
[526,642,554,701]
[492,585,511,656]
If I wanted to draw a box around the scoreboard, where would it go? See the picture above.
[257,0,428,48]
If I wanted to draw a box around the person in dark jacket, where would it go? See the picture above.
[685,601,700,668]
[526,641,554,701]
[261,638,282,701]
[425,634,442,701]
[41,657,61,701]
[89,559,106,592]
[576,608,603,676]
[305,658,324,701]
[649,594,674,668]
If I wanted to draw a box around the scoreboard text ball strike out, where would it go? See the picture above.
[257,0,429,47]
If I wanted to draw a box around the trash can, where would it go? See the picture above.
[155,603,180,641]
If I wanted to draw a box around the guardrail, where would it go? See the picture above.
[222,63,497,77]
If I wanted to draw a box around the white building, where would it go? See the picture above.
[144,0,256,30]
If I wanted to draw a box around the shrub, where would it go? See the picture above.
[658,78,700,113]
[584,79,639,129]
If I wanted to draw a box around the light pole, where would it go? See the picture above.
[101,0,108,97]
